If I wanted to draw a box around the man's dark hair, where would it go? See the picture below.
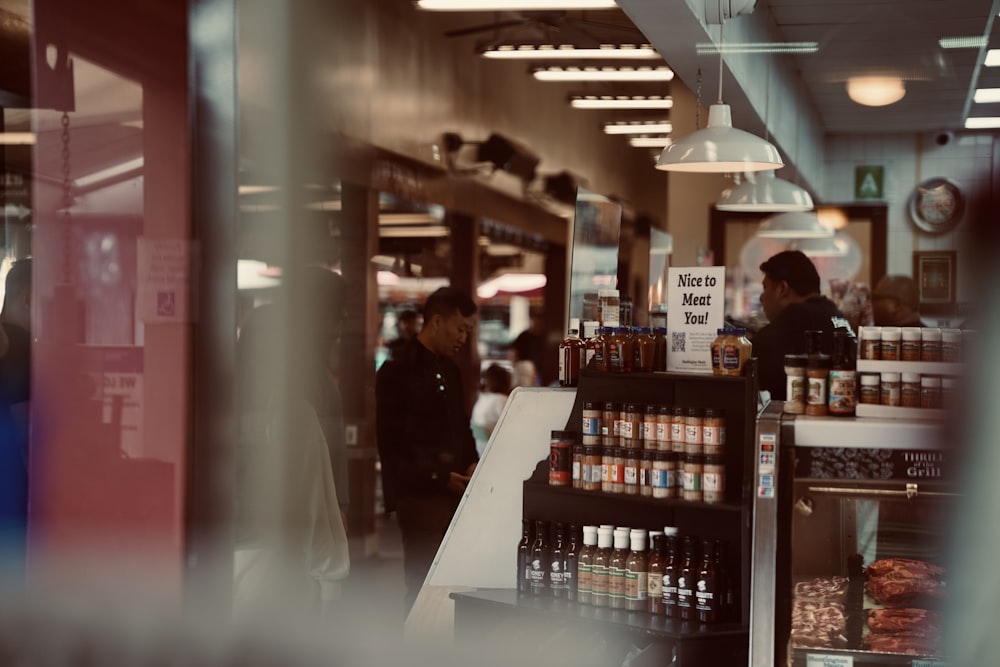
[760,250,821,296]
[482,363,512,395]
[423,286,477,322]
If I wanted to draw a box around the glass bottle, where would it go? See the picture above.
[676,536,696,621]
[529,520,550,597]
[828,330,857,416]
[549,523,568,599]
[653,327,668,371]
[609,528,630,609]
[558,319,586,387]
[662,527,680,618]
[647,531,665,615]
[625,529,649,612]
[591,526,614,607]
[565,525,580,602]
[577,525,597,605]
[695,539,718,623]
[715,538,734,622]
[517,518,534,595]
[589,327,609,373]
[633,326,656,372]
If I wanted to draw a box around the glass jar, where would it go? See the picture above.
[901,372,921,408]
[583,445,602,492]
[582,401,602,440]
[653,327,668,372]
[589,327,609,372]
[612,448,626,494]
[859,326,881,361]
[682,455,704,502]
[633,326,656,373]
[606,327,627,374]
[859,373,880,405]
[880,372,901,407]
[656,405,672,451]
[900,327,922,362]
[671,406,686,454]
[642,404,659,451]
[879,327,901,361]
[602,401,620,448]
[623,403,643,449]
[652,451,670,499]
[783,354,808,414]
[549,430,575,486]
[684,408,704,455]
[702,408,726,456]
[806,354,831,416]
[598,289,620,328]
[921,328,942,362]
[702,456,725,504]
[921,375,942,409]
[624,449,640,496]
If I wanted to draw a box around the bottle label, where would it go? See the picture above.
[610,463,625,484]
[670,423,683,443]
[582,416,601,436]
[703,471,723,492]
[558,347,567,384]
[572,460,581,482]
[624,465,638,484]
[591,564,608,595]
[828,369,857,413]
[685,425,701,444]
[695,586,715,612]
[613,418,623,437]
[651,468,668,489]
[703,425,725,445]
[666,468,678,490]
[656,422,667,443]
[549,563,565,589]
[620,421,635,439]
[807,376,827,405]
[586,348,596,365]
[711,345,721,371]
[663,574,677,605]
[609,565,626,598]
[601,463,610,483]
[676,575,692,608]
[722,344,741,370]
[647,572,663,600]
[577,563,592,594]
[608,343,621,368]
[625,570,648,601]
[642,420,655,441]
[683,470,702,491]
[787,376,806,403]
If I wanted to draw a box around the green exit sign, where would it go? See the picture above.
[855,165,884,200]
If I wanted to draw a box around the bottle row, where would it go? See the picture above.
[559,320,669,386]
[783,330,858,417]
[858,372,954,410]
[517,521,736,624]
[858,326,968,363]
[580,402,727,455]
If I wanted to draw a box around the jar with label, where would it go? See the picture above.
[582,320,599,342]
[656,405,672,451]
[623,404,643,449]
[941,377,958,410]
[710,328,727,374]
[652,451,670,499]
[549,431,575,486]
[621,327,636,373]
[859,326,881,361]
[682,455,704,502]
[572,444,585,489]
[640,450,655,497]
[633,327,656,372]
[601,447,614,493]
[921,375,942,409]
[559,320,586,387]
[685,408,704,455]
[900,372,921,408]
[713,328,751,376]
[598,289,621,328]
[900,327,922,362]
[702,408,726,456]
[880,372,901,407]
[702,456,725,504]
[828,331,856,417]
[879,327,901,361]
[612,448,626,494]
[941,329,962,362]
[653,327,668,372]
[671,406,686,454]
[606,328,626,373]
[624,449,640,495]
[783,354,808,414]
[859,374,880,404]
[589,327,609,372]
[642,404,659,450]
[582,401,602,441]
[602,402,620,448]
[583,445,602,492]
[921,328,942,362]
[806,354,831,416]
[665,453,679,499]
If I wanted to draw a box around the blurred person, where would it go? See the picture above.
[386,308,419,361]
[753,250,855,400]
[470,363,512,457]
[376,287,479,613]
[829,278,873,333]
[0,258,31,576]
[872,275,923,327]
[509,311,544,387]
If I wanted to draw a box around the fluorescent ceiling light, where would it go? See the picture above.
[238,185,278,195]
[534,67,674,82]
[965,116,1000,128]
[379,225,449,238]
[696,41,818,54]
[0,132,36,145]
[938,36,987,49]
[75,157,144,188]
[483,44,659,60]
[974,88,1000,103]
[846,76,905,107]
[417,0,617,9]
[477,273,547,300]
[628,136,672,148]
[380,212,443,225]
[985,49,1000,66]
[603,121,672,134]
[570,95,673,109]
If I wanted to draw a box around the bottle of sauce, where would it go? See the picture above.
[517,518,534,595]
[805,353,831,416]
[710,328,727,374]
[591,526,613,607]
[558,319,586,387]
[642,404,659,451]
[624,449,640,496]
[588,327,608,372]
[647,531,665,615]
[695,540,718,623]
[606,327,626,373]
[625,529,649,612]
[633,326,657,372]
[529,520,550,597]
[609,528,630,609]
[653,327,668,371]
[828,331,857,417]
[676,536,696,621]
[549,523,568,599]
[577,525,597,605]
[662,527,680,618]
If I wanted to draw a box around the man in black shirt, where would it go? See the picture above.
[753,250,855,400]
[376,287,479,612]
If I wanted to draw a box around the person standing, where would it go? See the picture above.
[872,275,923,327]
[375,287,479,613]
[470,363,512,457]
[509,311,545,387]
[752,250,855,400]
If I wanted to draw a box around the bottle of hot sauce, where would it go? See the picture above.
[517,519,533,595]
[676,536,696,621]
[558,319,586,387]
[565,525,581,602]
[662,527,680,618]
[695,539,719,624]
[576,526,597,605]
[647,531,665,615]
[529,520,550,597]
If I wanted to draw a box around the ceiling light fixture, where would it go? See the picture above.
[756,211,833,239]
[417,0,617,9]
[238,185,279,195]
[482,44,660,60]
[987,49,1000,66]
[656,5,782,173]
[846,76,905,107]
[938,36,988,49]
[603,121,673,135]
[0,132,36,145]
[628,136,672,148]
[533,66,674,82]
[695,41,818,54]
[570,95,673,109]
[75,157,145,188]
[974,88,1000,103]
[717,170,814,211]
[379,225,450,238]
[965,116,1000,128]
[787,235,849,258]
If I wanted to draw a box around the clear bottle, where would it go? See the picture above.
[647,531,665,615]
[676,536,696,621]
[591,526,613,607]
[625,529,649,612]
[662,527,680,618]
[598,289,621,328]
[695,540,718,623]
[565,525,580,602]
[558,320,586,387]
[529,520,550,597]
[577,525,598,605]
[517,518,533,595]
[609,528,630,609]
[828,330,857,417]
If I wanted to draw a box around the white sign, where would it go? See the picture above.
[666,266,725,373]
[806,654,853,667]
[137,238,191,323]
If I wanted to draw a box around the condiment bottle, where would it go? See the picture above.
[702,408,726,456]
[609,528,630,609]
[642,404,659,450]
[606,327,626,373]
[565,525,580,602]
[670,406,686,454]
[647,531,665,615]
[859,373,880,405]
[702,455,725,504]
[625,529,649,612]
[783,354,808,414]
[828,331,856,417]
[685,407,704,455]
[723,328,752,376]
[662,527,680,618]
[900,327,922,362]
[901,372,921,408]
[921,328,942,362]
[558,320,586,387]
[710,328,727,374]
[624,449,640,496]
[695,540,718,624]
[653,327,668,371]
[879,327,901,361]
[549,523,568,598]
[804,329,823,355]
[591,526,613,607]
[805,354,831,416]
[880,372,901,407]
[633,326,657,373]
[517,518,534,595]
[581,320,599,345]
[640,450,655,497]
[859,326,881,361]
[921,375,942,409]
[598,289,620,328]
[582,401,602,443]
[676,536,696,621]
[623,403,643,448]
[577,525,598,605]
[619,295,634,328]
[529,520,550,597]
[588,327,608,372]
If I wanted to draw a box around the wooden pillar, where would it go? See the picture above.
[542,243,567,386]
[448,212,480,410]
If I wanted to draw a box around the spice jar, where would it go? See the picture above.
[685,408,704,455]
[598,289,621,328]
[920,375,942,409]
[682,455,704,502]
[941,329,962,363]
[859,373,881,405]
[642,404,658,450]
[601,447,614,493]
[624,449,640,495]
[666,453,680,498]
[880,372,901,407]
[582,401,602,441]
[652,451,670,499]
[622,404,643,448]
[603,402,620,448]
[612,448,626,494]
[549,431,575,486]
[900,327,922,362]
[783,354,808,414]
[879,327,901,361]
[921,328,942,362]
[633,327,657,373]
[583,445,602,492]
[702,456,725,504]
[900,372,921,408]
[859,326,881,361]
[702,408,726,456]
[671,406,686,454]
[806,354,831,416]
[572,444,585,489]
[656,405,672,451]
[641,450,655,497]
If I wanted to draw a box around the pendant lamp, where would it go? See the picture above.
[716,170,814,211]
[756,211,833,239]
[656,14,782,173]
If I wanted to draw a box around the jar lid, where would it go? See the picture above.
[880,327,901,340]
[921,376,942,387]
[645,403,659,413]
[881,372,901,381]
[860,374,880,385]
[901,327,922,340]
[808,353,832,369]
[717,328,727,336]
[584,401,598,410]
[784,353,808,368]
[942,329,962,341]
[626,403,641,413]
[921,328,942,340]
[860,326,882,340]
[673,406,686,416]
[659,405,672,415]
[687,407,704,417]
[704,407,725,418]
[901,372,921,382]
[704,455,723,464]
[604,401,619,410]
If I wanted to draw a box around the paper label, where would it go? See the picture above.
[806,654,853,667]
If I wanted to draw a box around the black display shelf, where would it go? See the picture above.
[524,480,744,514]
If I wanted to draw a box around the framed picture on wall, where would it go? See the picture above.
[913,250,957,313]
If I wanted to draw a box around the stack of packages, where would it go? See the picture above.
[790,576,850,649]
[864,558,946,656]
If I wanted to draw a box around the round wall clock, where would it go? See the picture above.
[908,177,965,235]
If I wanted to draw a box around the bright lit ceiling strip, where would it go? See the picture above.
[986,49,1000,67]
[483,44,659,60]
[534,66,674,82]
[239,185,279,194]
[75,157,144,188]
[939,36,987,49]
[628,136,672,148]
[603,121,673,134]
[0,132,36,145]
[417,0,617,9]
[965,117,1000,128]
[974,88,1000,103]
[570,95,673,109]
[695,41,818,54]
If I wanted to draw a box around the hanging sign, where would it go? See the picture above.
[666,266,725,373]
[137,238,192,324]
[854,165,884,200]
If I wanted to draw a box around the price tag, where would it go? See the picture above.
[806,654,853,667]
[912,661,947,667]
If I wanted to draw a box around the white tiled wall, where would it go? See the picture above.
[824,132,994,304]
